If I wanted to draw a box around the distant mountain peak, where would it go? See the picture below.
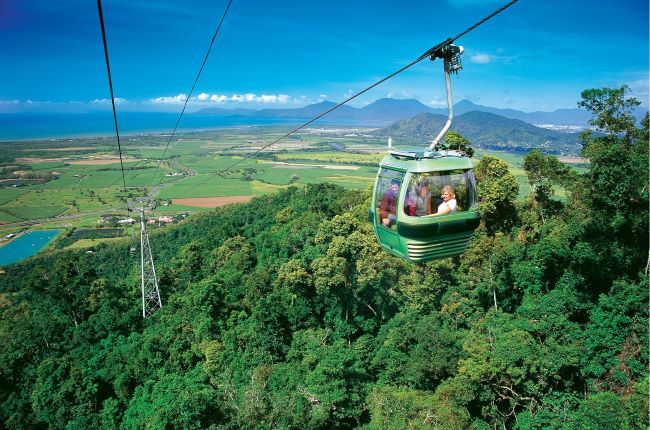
[455,99,479,108]
[308,100,337,108]
[367,98,430,107]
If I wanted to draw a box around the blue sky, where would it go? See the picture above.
[1,0,648,113]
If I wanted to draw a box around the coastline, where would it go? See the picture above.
[0,112,349,142]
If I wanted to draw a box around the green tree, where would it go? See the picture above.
[576,86,649,277]
[363,386,470,430]
[371,311,462,390]
[523,149,572,216]
[567,392,627,430]
[121,366,222,430]
[445,131,475,157]
[578,85,640,145]
[474,155,519,233]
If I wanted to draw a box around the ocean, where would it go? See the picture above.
[0,112,324,141]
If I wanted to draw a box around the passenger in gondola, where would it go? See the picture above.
[414,178,432,216]
[433,184,457,216]
[380,179,400,227]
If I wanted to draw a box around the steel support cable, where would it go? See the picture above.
[97,0,128,198]
[184,0,520,194]
[146,0,234,189]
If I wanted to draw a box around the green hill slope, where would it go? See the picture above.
[378,111,580,154]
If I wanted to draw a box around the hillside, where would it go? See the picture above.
[377,111,581,154]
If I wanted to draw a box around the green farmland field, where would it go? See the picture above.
[1,206,68,220]
[0,188,29,205]
[0,127,586,237]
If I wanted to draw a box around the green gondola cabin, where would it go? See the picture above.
[370,149,480,262]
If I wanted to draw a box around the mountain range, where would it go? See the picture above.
[195,97,648,128]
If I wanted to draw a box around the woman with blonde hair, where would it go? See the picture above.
[433,184,457,216]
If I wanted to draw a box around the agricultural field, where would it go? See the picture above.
[0,126,586,243]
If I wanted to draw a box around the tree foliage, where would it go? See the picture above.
[445,131,475,158]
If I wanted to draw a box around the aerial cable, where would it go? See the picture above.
[147,0,234,189]
[96,0,128,198]
[185,0,520,193]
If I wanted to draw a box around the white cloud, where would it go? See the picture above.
[210,94,228,103]
[428,97,447,107]
[92,97,128,105]
[260,94,278,103]
[1,91,373,113]
[470,54,491,64]
[387,91,411,99]
[230,93,258,102]
[177,93,298,104]
[149,93,187,104]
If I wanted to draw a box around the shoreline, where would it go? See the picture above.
[0,114,367,143]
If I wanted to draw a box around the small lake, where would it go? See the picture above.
[0,230,60,266]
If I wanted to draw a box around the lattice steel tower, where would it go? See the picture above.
[138,208,162,317]
[129,192,162,318]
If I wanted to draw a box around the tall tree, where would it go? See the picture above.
[577,86,649,275]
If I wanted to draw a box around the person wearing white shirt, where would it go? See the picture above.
[433,184,457,216]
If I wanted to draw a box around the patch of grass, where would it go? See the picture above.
[321,175,375,189]
[70,228,124,239]
[0,188,29,205]
[29,161,70,170]
[275,151,383,165]
[64,237,128,250]
[1,206,68,220]
[4,188,122,214]
[251,181,284,196]
[157,176,253,199]
[0,211,22,223]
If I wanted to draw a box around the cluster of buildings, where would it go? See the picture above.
[147,216,174,225]
[99,214,181,227]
